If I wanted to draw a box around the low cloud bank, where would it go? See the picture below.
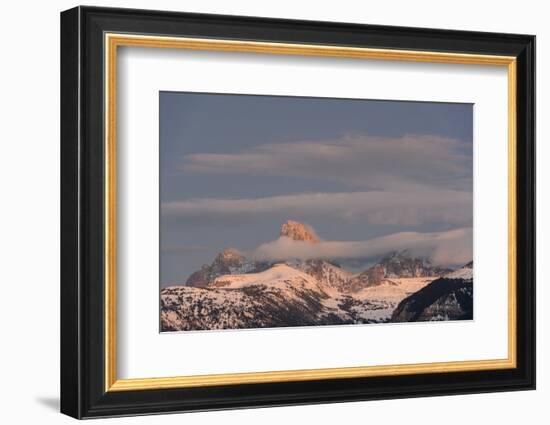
[249,227,472,267]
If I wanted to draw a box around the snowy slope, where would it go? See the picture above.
[161,273,440,330]
[444,266,473,280]
[161,266,333,331]
[212,263,319,288]
[392,262,475,322]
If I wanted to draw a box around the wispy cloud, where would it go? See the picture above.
[162,190,472,227]
[249,228,472,267]
[181,134,472,191]
[161,245,210,254]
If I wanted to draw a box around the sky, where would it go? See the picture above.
[160,91,473,287]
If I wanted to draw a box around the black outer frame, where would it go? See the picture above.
[60,6,536,419]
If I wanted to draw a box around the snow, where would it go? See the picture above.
[170,273,439,327]
[316,277,437,323]
[213,263,320,290]
[445,267,473,280]
[356,277,436,301]
[339,277,438,321]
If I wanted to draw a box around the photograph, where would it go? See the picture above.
[159,92,474,332]
[58,5,536,419]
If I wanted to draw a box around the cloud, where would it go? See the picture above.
[181,134,472,191]
[161,245,210,254]
[249,228,472,267]
[162,190,472,227]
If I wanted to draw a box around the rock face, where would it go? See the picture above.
[346,251,451,292]
[390,263,474,322]
[377,251,452,278]
[185,248,269,287]
[291,259,353,291]
[280,220,319,242]
[346,264,387,292]
[162,221,472,331]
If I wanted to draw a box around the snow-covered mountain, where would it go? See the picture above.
[444,260,473,280]
[391,261,474,322]
[323,251,451,293]
[211,263,327,294]
[162,264,337,331]
[161,264,423,331]
[349,251,452,289]
[161,221,472,331]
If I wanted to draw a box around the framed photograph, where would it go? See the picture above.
[60,6,535,419]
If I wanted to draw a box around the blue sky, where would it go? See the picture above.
[160,92,473,287]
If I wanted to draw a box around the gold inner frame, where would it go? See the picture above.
[104,33,518,392]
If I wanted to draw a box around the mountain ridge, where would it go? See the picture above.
[164,220,473,331]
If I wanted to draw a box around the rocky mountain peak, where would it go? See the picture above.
[344,251,452,292]
[186,248,246,287]
[380,250,427,268]
[382,250,423,263]
[280,220,319,243]
[214,248,245,266]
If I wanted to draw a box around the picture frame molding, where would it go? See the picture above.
[61,5,535,419]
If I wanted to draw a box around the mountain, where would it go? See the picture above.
[162,264,343,331]
[211,263,327,294]
[289,259,353,292]
[444,261,473,279]
[185,227,449,291]
[346,251,451,292]
[185,248,269,287]
[247,251,444,294]
[390,262,473,322]
[280,219,319,242]
[161,263,416,331]
[345,264,386,292]
[162,220,472,331]
[376,251,451,278]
